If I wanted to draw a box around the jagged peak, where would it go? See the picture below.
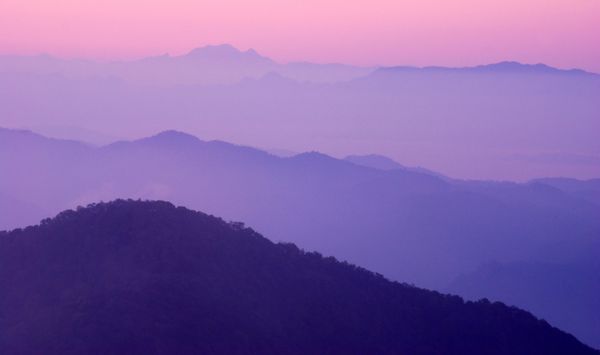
[184,44,271,62]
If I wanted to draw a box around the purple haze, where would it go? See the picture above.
[1,45,599,181]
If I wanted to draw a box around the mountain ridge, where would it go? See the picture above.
[0,199,597,354]
[376,61,597,76]
[2,127,599,347]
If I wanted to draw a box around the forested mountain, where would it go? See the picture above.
[1,127,599,347]
[0,200,596,355]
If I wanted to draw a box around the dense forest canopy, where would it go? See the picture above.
[0,200,596,354]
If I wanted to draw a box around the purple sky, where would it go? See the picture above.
[1,0,599,72]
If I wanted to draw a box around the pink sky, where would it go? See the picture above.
[1,0,599,71]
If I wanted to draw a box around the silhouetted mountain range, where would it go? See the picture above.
[376,61,595,76]
[0,44,374,85]
[0,199,597,354]
[2,47,598,180]
[1,127,599,347]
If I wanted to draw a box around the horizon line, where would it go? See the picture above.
[1,43,597,75]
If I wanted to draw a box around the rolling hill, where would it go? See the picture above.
[0,200,596,354]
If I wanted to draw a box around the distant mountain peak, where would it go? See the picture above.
[291,151,336,161]
[141,130,203,145]
[287,151,358,170]
[184,44,271,63]
[376,61,594,76]
[187,44,238,56]
[0,127,90,147]
[485,61,547,70]
[473,61,589,75]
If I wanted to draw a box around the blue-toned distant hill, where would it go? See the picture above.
[0,44,374,85]
[1,50,599,180]
[375,61,595,76]
[0,200,596,354]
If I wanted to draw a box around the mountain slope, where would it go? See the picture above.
[534,177,600,206]
[344,154,407,170]
[0,200,596,355]
[2,128,600,347]
[344,154,446,178]
[448,261,600,349]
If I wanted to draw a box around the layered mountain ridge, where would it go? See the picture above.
[1,127,599,347]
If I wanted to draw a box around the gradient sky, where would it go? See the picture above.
[1,0,599,71]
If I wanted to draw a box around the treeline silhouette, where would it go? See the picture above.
[0,200,596,354]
